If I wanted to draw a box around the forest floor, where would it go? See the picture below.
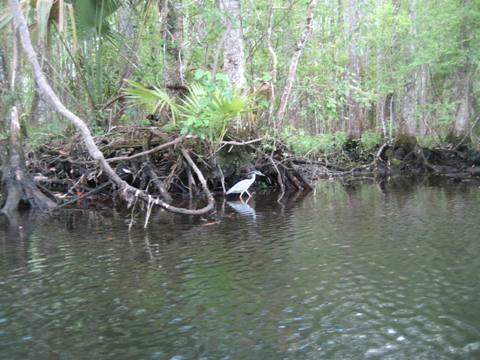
[11,126,480,210]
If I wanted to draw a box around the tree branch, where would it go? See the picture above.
[9,0,214,216]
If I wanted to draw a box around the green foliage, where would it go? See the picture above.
[284,128,347,157]
[179,70,246,140]
[25,119,70,150]
[125,81,179,124]
[359,131,382,151]
[5,0,480,148]
[125,70,246,143]
[67,0,121,39]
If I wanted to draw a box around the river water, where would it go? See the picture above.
[1,178,480,359]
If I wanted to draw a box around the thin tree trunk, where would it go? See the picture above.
[418,64,429,136]
[276,0,317,122]
[345,0,366,139]
[9,0,215,216]
[0,46,9,117]
[159,0,185,87]
[266,4,278,127]
[219,0,247,90]
[118,1,138,85]
[400,0,418,137]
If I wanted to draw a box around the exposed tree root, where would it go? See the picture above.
[1,107,56,215]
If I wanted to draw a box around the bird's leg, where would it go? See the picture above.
[239,191,245,200]
[246,190,252,198]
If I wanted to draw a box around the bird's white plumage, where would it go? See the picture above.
[226,176,256,194]
[226,171,264,198]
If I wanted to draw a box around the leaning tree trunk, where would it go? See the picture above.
[276,0,317,123]
[9,0,215,216]
[29,30,52,124]
[219,0,247,91]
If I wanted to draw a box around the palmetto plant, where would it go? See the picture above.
[125,71,247,146]
[125,81,179,125]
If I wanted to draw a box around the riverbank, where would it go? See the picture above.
[8,126,478,212]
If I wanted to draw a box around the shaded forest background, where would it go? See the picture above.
[0,0,479,155]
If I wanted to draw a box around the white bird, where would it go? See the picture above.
[226,170,265,200]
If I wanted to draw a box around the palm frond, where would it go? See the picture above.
[124,81,178,124]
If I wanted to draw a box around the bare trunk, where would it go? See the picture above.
[451,0,473,139]
[219,0,246,90]
[453,62,473,137]
[266,5,278,127]
[30,29,52,124]
[159,0,184,87]
[2,107,57,214]
[417,64,429,136]
[0,46,9,117]
[29,89,52,124]
[276,0,317,123]
[400,0,418,137]
[118,2,138,85]
[374,0,386,137]
[346,0,366,139]
[401,82,417,136]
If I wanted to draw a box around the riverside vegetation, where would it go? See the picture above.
[0,0,479,217]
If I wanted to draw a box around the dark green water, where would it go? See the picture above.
[1,179,480,359]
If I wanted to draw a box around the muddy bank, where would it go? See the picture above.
[3,127,480,211]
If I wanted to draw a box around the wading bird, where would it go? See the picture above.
[226,170,265,200]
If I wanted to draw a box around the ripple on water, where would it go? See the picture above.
[1,185,480,359]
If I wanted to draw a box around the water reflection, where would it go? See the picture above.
[1,177,480,359]
[227,200,257,221]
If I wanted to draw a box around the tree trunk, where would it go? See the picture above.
[0,46,9,117]
[345,0,366,139]
[2,106,57,214]
[450,0,474,139]
[118,1,138,85]
[400,0,418,137]
[158,0,185,87]
[417,64,429,136]
[276,0,317,123]
[266,5,278,127]
[29,33,52,124]
[219,0,247,91]
[452,62,473,138]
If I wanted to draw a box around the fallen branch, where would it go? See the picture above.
[221,137,265,146]
[106,135,189,163]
